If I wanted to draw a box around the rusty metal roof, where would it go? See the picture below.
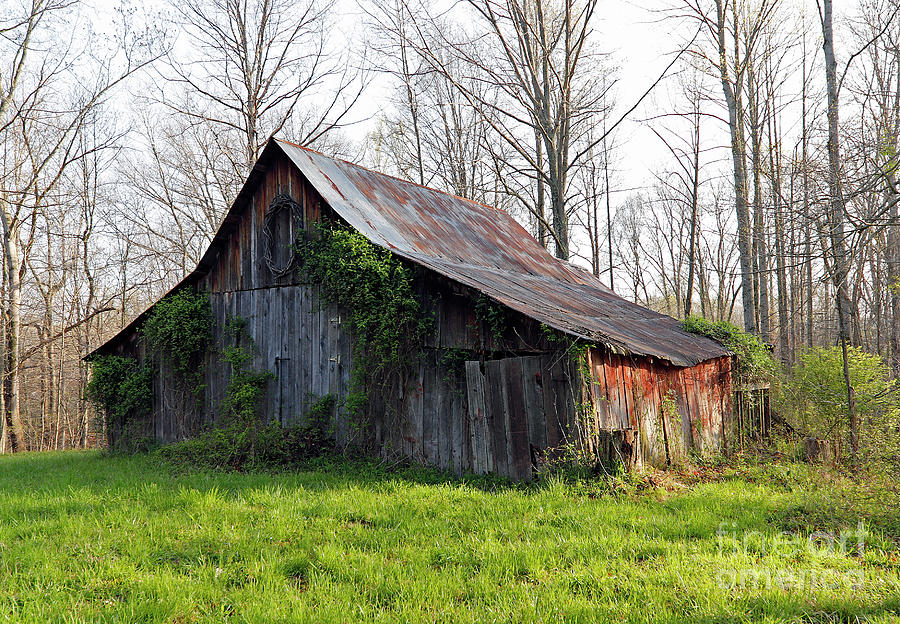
[276,139,728,367]
[91,138,729,366]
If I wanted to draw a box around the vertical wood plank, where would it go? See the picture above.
[592,348,611,430]
[521,356,546,461]
[326,303,341,433]
[604,354,624,429]
[423,352,438,465]
[436,363,451,471]
[338,307,352,446]
[409,357,425,462]
[620,359,636,430]
[542,356,563,453]
[674,369,691,456]
[450,376,467,475]
[465,360,487,474]
[484,361,509,478]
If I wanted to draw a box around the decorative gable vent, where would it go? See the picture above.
[262,193,303,279]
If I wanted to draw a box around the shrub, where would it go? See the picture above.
[89,290,213,451]
[156,422,251,470]
[297,222,428,373]
[787,346,900,465]
[156,394,337,471]
[85,355,152,426]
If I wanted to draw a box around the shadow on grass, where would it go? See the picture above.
[4,449,889,541]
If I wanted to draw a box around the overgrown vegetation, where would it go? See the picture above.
[537,323,600,469]
[474,293,509,343]
[1,450,898,623]
[157,394,337,471]
[296,221,431,427]
[438,348,469,385]
[89,287,340,465]
[784,346,900,467]
[683,316,900,473]
[141,289,214,385]
[84,355,152,427]
[681,315,777,384]
[221,317,274,426]
[155,382,337,471]
[215,315,276,461]
[87,290,214,450]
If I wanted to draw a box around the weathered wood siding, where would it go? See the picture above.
[200,151,322,293]
[200,287,353,431]
[583,347,733,468]
[463,355,580,480]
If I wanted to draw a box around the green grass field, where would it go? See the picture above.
[0,451,898,623]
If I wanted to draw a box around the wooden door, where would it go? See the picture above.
[464,356,550,480]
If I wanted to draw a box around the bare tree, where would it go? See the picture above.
[819,0,857,458]
[158,0,364,171]
[365,3,507,208]
[0,0,159,451]
[677,0,781,333]
[395,0,614,259]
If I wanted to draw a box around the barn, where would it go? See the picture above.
[90,137,733,479]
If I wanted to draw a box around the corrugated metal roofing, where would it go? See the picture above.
[91,138,729,366]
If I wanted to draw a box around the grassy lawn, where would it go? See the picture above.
[0,451,898,623]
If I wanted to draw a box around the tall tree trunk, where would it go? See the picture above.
[749,66,769,339]
[714,0,756,334]
[0,206,26,453]
[803,42,814,349]
[399,14,425,187]
[535,133,547,248]
[889,197,900,375]
[821,0,858,460]
[684,105,701,318]
[604,134,614,290]
[768,86,790,363]
[773,191,789,362]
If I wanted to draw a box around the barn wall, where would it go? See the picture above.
[134,151,553,456]
[584,347,733,468]
[200,151,322,293]
[462,354,581,480]
[200,286,353,437]
[449,349,733,479]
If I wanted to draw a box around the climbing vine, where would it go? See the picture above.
[223,316,275,426]
[141,289,214,389]
[296,221,431,422]
[659,388,682,465]
[541,323,596,461]
[439,348,469,385]
[85,355,152,427]
[474,294,509,344]
[89,289,214,451]
[541,323,591,380]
